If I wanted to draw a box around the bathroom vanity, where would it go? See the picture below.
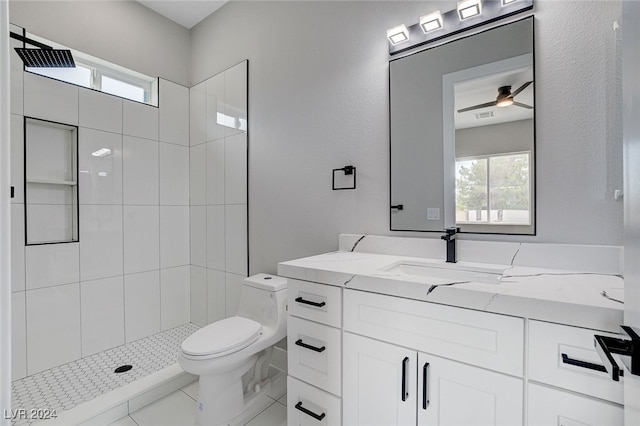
[279,235,625,426]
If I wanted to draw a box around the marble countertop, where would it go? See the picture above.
[278,250,624,333]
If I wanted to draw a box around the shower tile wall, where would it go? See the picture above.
[189,61,248,326]
[9,28,191,381]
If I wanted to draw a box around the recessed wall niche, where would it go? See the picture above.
[24,117,79,245]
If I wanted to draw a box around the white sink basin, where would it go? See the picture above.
[381,260,505,284]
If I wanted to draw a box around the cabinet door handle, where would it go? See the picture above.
[295,401,326,421]
[295,296,326,308]
[401,356,409,402]
[561,353,607,373]
[295,339,326,353]
[422,362,430,410]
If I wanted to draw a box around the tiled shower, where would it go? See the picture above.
[8,21,250,415]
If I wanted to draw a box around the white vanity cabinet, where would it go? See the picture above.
[527,320,624,425]
[287,279,342,425]
[342,289,524,426]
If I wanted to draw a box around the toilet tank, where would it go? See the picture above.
[235,274,287,329]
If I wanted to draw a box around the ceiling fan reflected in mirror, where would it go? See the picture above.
[457,81,533,113]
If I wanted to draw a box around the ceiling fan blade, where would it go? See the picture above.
[511,81,533,98]
[513,101,533,109]
[457,101,497,113]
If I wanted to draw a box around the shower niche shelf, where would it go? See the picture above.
[25,117,79,245]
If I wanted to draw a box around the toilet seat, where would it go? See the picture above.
[181,316,263,359]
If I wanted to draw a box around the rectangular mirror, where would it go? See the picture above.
[390,17,535,234]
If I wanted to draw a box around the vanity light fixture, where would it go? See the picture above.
[91,148,112,157]
[457,0,482,20]
[387,24,410,45]
[420,11,443,33]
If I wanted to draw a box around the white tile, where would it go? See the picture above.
[27,182,73,205]
[12,292,26,380]
[26,203,75,244]
[182,381,199,401]
[78,128,123,205]
[10,26,23,115]
[123,100,158,140]
[25,243,79,290]
[227,396,273,426]
[108,416,138,426]
[225,204,247,276]
[123,135,159,205]
[129,373,198,413]
[225,273,245,318]
[206,72,225,143]
[159,142,189,206]
[26,117,75,181]
[24,72,79,125]
[79,88,123,133]
[81,403,128,426]
[130,389,196,426]
[125,270,161,343]
[161,266,190,330]
[160,206,190,268]
[190,81,206,147]
[244,400,286,426]
[277,393,286,407]
[224,133,247,205]
[159,79,189,146]
[80,205,124,281]
[190,206,206,268]
[224,61,247,138]
[26,283,81,374]
[10,113,24,204]
[206,205,225,271]
[207,269,226,324]
[11,204,25,292]
[190,266,207,327]
[206,139,225,205]
[189,144,206,206]
[123,206,159,274]
[80,276,125,356]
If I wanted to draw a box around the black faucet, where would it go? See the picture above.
[441,227,459,263]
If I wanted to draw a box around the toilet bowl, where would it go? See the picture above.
[178,274,287,426]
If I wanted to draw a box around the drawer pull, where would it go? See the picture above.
[295,339,326,353]
[561,353,607,373]
[295,401,326,421]
[295,296,326,308]
[422,362,430,410]
[401,356,409,402]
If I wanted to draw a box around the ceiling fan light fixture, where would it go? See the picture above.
[420,11,443,33]
[496,98,514,107]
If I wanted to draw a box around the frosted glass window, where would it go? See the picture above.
[101,75,146,103]
[27,64,92,88]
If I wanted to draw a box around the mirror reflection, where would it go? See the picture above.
[389,17,534,234]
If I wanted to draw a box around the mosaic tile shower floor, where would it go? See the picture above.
[10,323,199,425]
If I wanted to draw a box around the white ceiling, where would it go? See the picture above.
[137,0,228,29]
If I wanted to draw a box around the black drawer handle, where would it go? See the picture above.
[561,353,607,373]
[295,401,326,421]
[295,296,326,308]
[422,362,430,410]
[401,356,409,401]
[295,339,326,353]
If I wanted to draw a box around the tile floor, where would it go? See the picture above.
[11,324,199,425]
[108,380,287,426]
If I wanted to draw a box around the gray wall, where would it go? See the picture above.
[9,0,190,86]
[190,1,623,275]
[456,119,534,158]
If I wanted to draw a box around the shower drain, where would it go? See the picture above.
[114,365,133,374]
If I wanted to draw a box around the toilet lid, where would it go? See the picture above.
[181,317,263,357]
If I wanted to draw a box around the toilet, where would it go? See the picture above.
[178,273,288,426]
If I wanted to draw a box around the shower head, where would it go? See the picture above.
[10,31,76,68]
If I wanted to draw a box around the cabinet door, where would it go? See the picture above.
[418,352,523,426]
[528,383,623,426]
[343,332,416,426]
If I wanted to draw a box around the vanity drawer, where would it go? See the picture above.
[528,320,623,404]
[288,279,342,328]
[287,376,341,426]
[343,289,524,377]
[288,316,342,396]
[528,383,623,426]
